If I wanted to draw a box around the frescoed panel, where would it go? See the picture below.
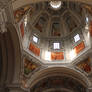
[35,17,46,32]
[74,41,85,54]
[51,52,64,60]
[69,2,83,17]
[77,58,91,73]
[51,23,61,36]
[14,5,32,22]
[29,43,40,56]
[89,21,92,37]
[24,58,38,75]
[66,16,77,32]
[64,12,78,33]
[31,76,86,92]
[20,22,24,37]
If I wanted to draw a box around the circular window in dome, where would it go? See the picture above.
[50,1,62,10]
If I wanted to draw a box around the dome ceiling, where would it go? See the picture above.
[46,1,67,15]
[12,1,92,91]
[14,1,92,64]
[29,1,83,38]
[14,1,85,37]
[12,0,92,10]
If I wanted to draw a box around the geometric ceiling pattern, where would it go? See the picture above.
[13,1,92,91]
[14,1,92,64]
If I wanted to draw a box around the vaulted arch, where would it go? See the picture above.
[27,67,91,89]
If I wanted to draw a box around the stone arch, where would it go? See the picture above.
[5,23,21,84]
[0,23,21,89]
[27,66,91,89]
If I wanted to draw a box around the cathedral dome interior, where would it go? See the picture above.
[0,0,92,92]
[14,0,90,64]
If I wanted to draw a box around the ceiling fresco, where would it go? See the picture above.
[12,1,92,90]
[35,16,47,33]
[13,1,84,35]
[76,57,92,74]
[30,76,86,92]
[14,5,30,22]
[13,1,92,64]
[23,58,40,76]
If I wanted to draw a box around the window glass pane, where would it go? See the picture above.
[50,1,61,9]
[33,36,38,43]
[53,42,60,49]
[74,34,80,42]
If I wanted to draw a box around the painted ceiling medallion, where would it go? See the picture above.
[50,1,62,10]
